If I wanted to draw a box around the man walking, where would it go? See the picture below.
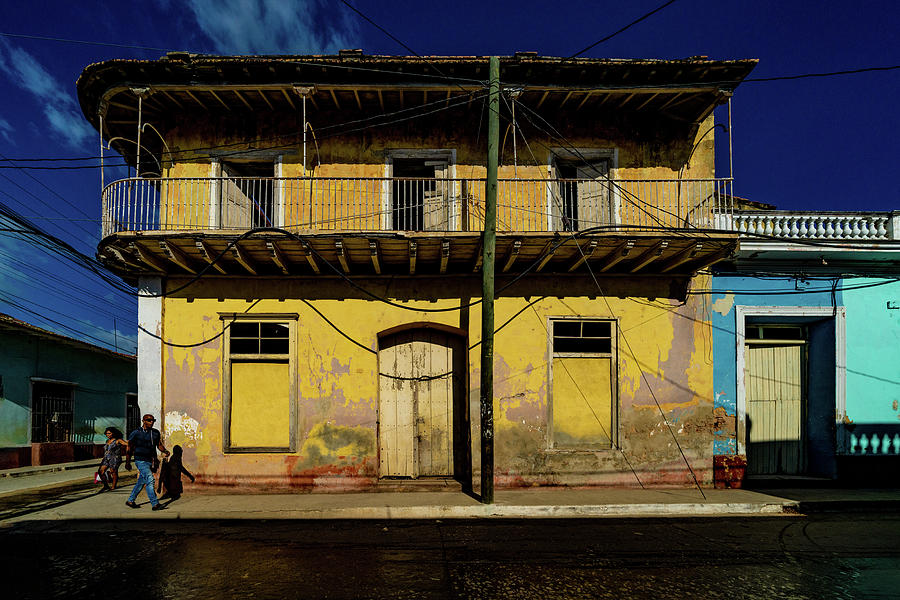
[125,414,170,511]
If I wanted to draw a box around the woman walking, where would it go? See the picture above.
[99,427,128,491]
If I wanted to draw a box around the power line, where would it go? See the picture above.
[0,31,171,52]
[744,65,900,82]
[571,0,678,58]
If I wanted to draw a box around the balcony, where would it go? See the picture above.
[102,176,734,236]
[98,176,739,278]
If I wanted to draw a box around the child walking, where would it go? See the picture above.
[156,445,195,501]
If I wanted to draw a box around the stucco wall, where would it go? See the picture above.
[160,274,718,489]
[0,329,137,448]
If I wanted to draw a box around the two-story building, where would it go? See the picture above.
[77,53,756,491]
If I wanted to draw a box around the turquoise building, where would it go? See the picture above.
[712,211,900,485]
[0,313,137,469]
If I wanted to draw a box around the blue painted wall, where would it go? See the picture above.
[712,274,900,468]
[710,275,842,462]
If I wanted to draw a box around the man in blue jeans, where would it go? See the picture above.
[125,413,170,511]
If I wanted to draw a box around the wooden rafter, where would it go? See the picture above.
[335,240,350,274]
[369,240,381,274]
[408,240,417,275]
[596,240,635,272]
[567,240,598,272]
[440,239,450,274]
[629,241,669,273]
[231,243,256,274]
[257,90,274,110]
[208,90,232,111]
[281,88,296,110]
[266,241,290,275]
[159,241,196,274]
[660,243,702,273]
[536,91,550,109]
[233,90,253,111]
[184,90,208,110]
[634,92,660,111]
[300,243,320,274]
[534,240,558,272]
[161,91,184,109]
[576,92,594,110]
[353,89,362,110]
[195,240,226,274]
[559,91,575,108]
[129,243,166,272]
[502,239,521,273]
[329,89,341,110]
[377,90,385,112]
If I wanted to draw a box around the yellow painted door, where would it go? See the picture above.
[746,343,805,475]
[379,329,455,478]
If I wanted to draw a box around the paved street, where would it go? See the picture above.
[3,510,899,599]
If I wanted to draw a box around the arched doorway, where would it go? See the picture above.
[378,324,467,479]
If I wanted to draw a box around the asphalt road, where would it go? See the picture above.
[2,512,899,599]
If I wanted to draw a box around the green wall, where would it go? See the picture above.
[0,328,136,448]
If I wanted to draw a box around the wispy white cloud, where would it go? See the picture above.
[0,39,94,148]
[0,117,13,144]
[185,0,359,54]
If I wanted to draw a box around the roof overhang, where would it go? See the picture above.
[77,53,757,166]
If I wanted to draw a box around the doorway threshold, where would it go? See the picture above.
[375,477,463,493]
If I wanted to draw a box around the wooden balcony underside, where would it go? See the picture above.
[98,230,738,280]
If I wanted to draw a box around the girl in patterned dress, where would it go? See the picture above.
[99,427,128,490]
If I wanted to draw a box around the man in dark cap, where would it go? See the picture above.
[124,414,170,511]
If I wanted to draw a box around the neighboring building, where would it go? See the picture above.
[0,313,137,469]
[712,211,900,486]
[77,53,757,491]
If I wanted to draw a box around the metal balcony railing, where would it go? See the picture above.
[101,176,734,237]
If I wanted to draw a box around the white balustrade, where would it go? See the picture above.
[733,212,896,241]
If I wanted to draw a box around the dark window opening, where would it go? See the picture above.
[553,319,613,354]
[391,158,449,231]
[31,382,74,443]
[553,157,610,231]
[230,321,290,355]
[126,393,140,436]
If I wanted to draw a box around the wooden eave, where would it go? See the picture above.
[98,230,738,282]
[79,54,756,166]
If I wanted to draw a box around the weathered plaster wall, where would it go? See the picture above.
[155,111,716,231]
[710,275,842,459]
[161,273,717,489]
[0,330,137,448]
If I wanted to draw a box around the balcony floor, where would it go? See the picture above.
[97,229,739,281]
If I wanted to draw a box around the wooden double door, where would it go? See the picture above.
[378,327,466,478]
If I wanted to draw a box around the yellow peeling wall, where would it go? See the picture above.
[156,112,717,232]
[161,275,717,489]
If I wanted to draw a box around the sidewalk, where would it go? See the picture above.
[2,461,900,523]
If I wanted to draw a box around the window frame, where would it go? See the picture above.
[221,313,298,453]
[29,378,77,444]
[546,316,619,451]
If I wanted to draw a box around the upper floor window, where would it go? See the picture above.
[388,150,454,231]
[550,149,615,231]
[217,159,278,228]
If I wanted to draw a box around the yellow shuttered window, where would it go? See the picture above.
[222,316,297,452]
[550,319,617,449]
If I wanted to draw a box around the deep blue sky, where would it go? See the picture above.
[0,0,897,351]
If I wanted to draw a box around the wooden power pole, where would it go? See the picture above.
[480,56,500,504]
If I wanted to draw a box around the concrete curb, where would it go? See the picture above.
[19,501,797,522]
[0,460,98,478]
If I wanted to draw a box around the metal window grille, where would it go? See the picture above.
[126,393,141,436]
[31,383,74,443]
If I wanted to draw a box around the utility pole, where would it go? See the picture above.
[480,56,500,504]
